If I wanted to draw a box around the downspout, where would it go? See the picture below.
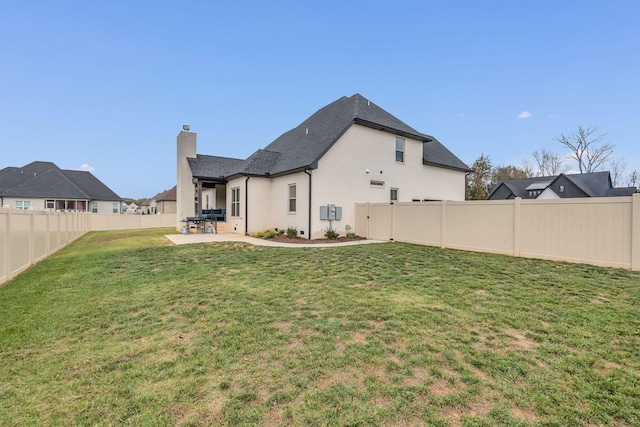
[304,169,312,240]
[244,176,250,235]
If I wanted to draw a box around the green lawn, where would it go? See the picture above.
[1,228,639,426]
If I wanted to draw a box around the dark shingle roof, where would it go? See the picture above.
[422,137,471,172]
[188,155,245,179]
[0,161,120,200]
[487,171,636,200]
[155,186,177,202]
[190,94,470,179]
[564,171,611,197]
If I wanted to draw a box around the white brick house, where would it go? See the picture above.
[177,94,470,238]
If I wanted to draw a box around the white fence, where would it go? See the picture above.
[356,194,640,271]
[0,209,176,285]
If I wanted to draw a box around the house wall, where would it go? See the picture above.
[311,124,467,238]
[2,198,120,213]
[268,172,310,236]
[226,177,247,234]
[247,177,273,232]
[215,185,226,209]
[93,200,121,214]
[156,200,177,214]
[199,185,226,211]
[538,188,560,199]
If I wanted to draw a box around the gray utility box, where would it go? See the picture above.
[320,204,342,220]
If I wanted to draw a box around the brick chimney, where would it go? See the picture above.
[176,127,196,231]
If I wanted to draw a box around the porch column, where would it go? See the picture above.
[196,179,203,217]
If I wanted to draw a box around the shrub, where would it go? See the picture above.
[324,229,340,239]
[346,232,357,239]
[277,229,285,236]
[255,232,264,238]
[286,227,298,238]
[263,229,277,239]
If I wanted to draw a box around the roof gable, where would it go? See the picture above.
[191,94,469,179]
[488,171,628,200]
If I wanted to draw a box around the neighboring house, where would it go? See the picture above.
[487,171,637,200]
[176,93,470,238]
[154,186,176,214]
[0,161,122,213]
[138,198,152,214]
[122,201,139,214]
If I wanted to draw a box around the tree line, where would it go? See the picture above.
[466,126,639,200]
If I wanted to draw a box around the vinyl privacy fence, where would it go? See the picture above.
[0,208,176,285]
[356,194,640,271]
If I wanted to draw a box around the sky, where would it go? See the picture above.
[1,1,639,199]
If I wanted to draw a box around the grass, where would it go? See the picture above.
[1,228,639,426]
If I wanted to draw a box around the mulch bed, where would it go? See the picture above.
[259,236,367,244]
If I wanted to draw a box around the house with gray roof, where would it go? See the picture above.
[487,171,637,200]
[177,94,470,238]
[0,161,122,213]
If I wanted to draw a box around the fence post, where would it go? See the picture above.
[513,197,521,257]
[390,202,395,241]
[3,209,10,284]
[366,203,371,239]
[29,210,35,267]
[440,200,447,249]
[632,194,640,271]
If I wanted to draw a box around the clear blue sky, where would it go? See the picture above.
[2,1,638,198]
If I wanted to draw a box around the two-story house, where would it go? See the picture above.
[177,94,470,238]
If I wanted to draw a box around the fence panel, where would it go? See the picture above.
[355,203,369,238]
[1,211,177,286]
[520,198,633,268]
[393,202,442,246]
[445,200,515,255]
[357,195,640,271]
[368,204,393,240]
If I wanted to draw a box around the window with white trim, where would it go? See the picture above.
[231,187,240,217]
[288,184,296,213]
[112,203,119,214]
[45,200,55,210]
[91,202,98,213]
[395,137,405,163]
[16,201,31,209]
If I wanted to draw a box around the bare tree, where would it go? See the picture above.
[555,126,613,173]
[608,158,627,187]
[519,158,535,178]
[532,148,568,176]
[627,169,639,188]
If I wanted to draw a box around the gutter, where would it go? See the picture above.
[244,176,250,235]
[304,169,312,240]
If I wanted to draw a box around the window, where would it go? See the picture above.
[559,185,565,193]
[16,201,31,209]
[231,187,240,217]
[112,203,119,214]
[91,202,98,213]
[370,180,385,188]
[288,184,296,213]
[390,188,398,202]
[395,137,405,163]
[45,200,55,210]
